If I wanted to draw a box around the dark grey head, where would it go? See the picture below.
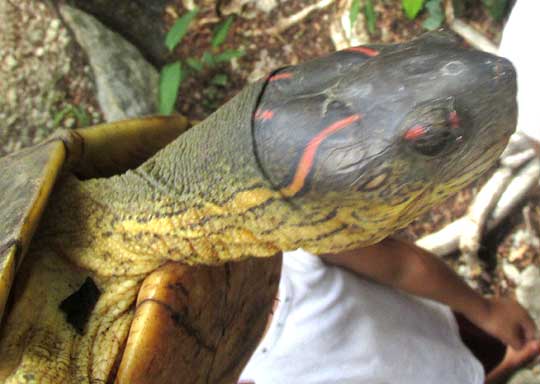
[253,31,517,237]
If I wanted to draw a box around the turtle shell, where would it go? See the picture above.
[0,116,189,323]
[0,115,282,384]
[0,139,66,321]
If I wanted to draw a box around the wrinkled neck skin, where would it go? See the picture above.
[42,82,288,279]
[1,83,294,384]
[0,82,287,384]
[42,80,390,283]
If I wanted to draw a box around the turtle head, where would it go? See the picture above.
[254,31,517,247]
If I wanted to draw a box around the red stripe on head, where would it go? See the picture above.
[404,125,426,140]
[448,111,460,129]
[269,72,293,81]
[255,109,274,121]
[281,114,363,197]
[345,46,379,57]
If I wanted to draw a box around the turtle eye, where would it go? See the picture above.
[405,124,453,156]
[402,101,465,157]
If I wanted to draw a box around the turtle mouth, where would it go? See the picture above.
[492,57,516,86]
[450,133,509,181]
[395,133,510,225]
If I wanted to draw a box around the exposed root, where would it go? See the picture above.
[329,0,369,50]
[416,148,540,259]
[218,0,278,19]
[444,0,498,53]
[455,134,539,277]
[266,0,336,35]
[523,206,540,246]
[458,166,514,276]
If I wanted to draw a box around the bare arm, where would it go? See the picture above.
[319,237,538,349]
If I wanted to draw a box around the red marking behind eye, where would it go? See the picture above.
[448,111,460,129]
[269,72,293,81]
[404,125,426,140]
[345,46,380,57]
[281,114,363,197]
[255,109,274,120]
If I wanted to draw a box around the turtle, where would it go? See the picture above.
[0,31,517,384]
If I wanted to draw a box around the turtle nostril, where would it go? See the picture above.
[442,61,465,75]
[493,57,516,83]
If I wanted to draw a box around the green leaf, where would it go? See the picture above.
[402,0,425,20]
[422,0,444,30]
[159,61,183,115]
[364,0,377,34]
[211,74,228,86]
[52,106,71,127]
[482,0,508,21]
[211,16,234,48]
[52,105,90,128]
[202,51,215,67]
[349,0,361,27]
[186,57,204,72]
[165,8,199,51]
[214,49,245,63]
[71,106,90,127]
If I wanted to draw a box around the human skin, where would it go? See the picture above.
[320,238,539,351]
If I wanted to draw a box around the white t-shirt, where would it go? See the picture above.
[239,249,484,384]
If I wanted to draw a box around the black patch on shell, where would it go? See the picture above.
[59,277,101,334]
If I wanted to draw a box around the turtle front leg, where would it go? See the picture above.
[0,249,139,384]
[116,255,281,384]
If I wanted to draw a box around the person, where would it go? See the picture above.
[239,238,539,384]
